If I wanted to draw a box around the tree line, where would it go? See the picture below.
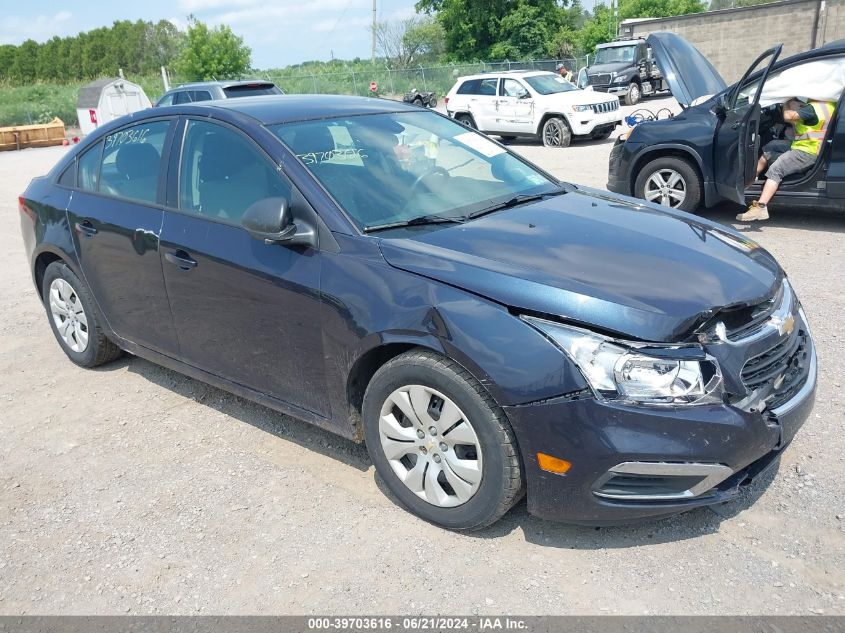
[0,18,253,84]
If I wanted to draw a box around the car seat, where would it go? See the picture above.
[109,143,161,203]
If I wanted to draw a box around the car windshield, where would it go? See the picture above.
[524,74,578,95]
[593,45,636,64]
[271,111,558,231]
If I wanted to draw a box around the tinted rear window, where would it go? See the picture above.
[223,84,282,98]
[457,78,497,96]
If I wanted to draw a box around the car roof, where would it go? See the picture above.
[597,40,642,48]
[191,94,420,124]
[454,70,555,81]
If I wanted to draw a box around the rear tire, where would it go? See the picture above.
[362,349,523,531]
[413,97,424,107]
[455,113,477,129]
[42,261,122,368]
[634,156,702,212]
[624,82,642,106]
[428,96,437,108]
[541,117,572,148]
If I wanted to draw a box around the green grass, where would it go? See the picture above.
[0,78,166,128]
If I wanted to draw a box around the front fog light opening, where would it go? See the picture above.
[593,462,734,501]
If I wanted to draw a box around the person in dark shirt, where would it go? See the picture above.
[738,97,834,221]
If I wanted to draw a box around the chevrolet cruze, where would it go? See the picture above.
[19,95,817,530]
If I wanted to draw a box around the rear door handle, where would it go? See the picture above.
[75,221,97,237]
[165,250,198,270]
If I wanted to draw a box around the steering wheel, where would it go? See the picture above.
[409,166,450,197]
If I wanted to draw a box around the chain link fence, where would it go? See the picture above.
[167,57,591,100]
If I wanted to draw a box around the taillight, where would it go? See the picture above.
[444,96,449,106]
[19,195,34,221]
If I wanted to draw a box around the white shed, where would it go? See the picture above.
[76,78,152,136]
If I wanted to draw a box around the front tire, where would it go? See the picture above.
[624,82,642,106]
[428,96,437,108]
[541,117,572,147]
[42,261,122,368]
[634,156,702,212]
[362,349,523,531]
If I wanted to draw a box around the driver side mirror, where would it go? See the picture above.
[518,91,531,100]
[241,197,316,247]
[712,93,730,117]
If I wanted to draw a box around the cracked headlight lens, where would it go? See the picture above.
[522,316,724,406]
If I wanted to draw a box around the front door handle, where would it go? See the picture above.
[75,221,97,237]
[731,121,742,130]
[165,250,198,271]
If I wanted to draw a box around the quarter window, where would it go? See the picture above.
[178,120,290,225]
[77,142,102,192]
[98,120,170,204]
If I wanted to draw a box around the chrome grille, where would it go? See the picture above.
[588,73,612,86]
[590,100,619,114]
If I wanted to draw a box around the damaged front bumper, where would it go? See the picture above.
[503,322,817,525]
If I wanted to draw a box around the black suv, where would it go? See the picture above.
[155,80,283,106]
[580,38,665,106]
[607,33,845,213]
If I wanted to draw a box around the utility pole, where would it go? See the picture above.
[371,0,377,64]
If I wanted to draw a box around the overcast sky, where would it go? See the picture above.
[0,0,420,68]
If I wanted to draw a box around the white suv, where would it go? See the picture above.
[444,71,622,147]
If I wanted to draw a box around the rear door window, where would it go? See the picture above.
[98,120,171,203]
[456,78,498,96]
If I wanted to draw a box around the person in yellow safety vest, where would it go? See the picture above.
[738,98,836,222]
[557,63,574,83]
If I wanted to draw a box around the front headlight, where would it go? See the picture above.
[612,75,628,84]
[572,104,592,112]
[522,316,724,406]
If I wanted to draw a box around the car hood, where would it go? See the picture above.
[378,189,781,343]
[547,89,618,106]
[647,32,727,107]
[586,62,632,75]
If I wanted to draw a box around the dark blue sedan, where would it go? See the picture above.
[19,95,817,529]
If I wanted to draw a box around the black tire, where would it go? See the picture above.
[428,96,437,108]
[541,116,572,147]
[624,81,642,106]
[413,97,424,107]
[362,349,523,531]
[634,155,702,212]
[455,113,476,129]
[41,261,122,368]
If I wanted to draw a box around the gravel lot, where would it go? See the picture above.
[1,97,844,615]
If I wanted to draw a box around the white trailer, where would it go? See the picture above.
[76,78,152,136]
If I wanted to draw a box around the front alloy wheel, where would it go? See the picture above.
[378,384,483,507]
[362,349,523,530]
[634,156,702,212]
[542,117,572,147]
[644,168,687,208]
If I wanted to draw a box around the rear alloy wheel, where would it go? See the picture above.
[541,117,572,148]
[625,82,641,106]
[362,349,523,531]
[42,261,122,368]
[634,156,702,212]
[455,113,476,129]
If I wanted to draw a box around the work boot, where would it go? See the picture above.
[736,201,769,222]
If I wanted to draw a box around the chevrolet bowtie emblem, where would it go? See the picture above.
[772,314,795,337]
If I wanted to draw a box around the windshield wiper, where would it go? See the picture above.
[463,187,568,221]
[363,214,464,233]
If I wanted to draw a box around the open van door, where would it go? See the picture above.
[713,46,782,205]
